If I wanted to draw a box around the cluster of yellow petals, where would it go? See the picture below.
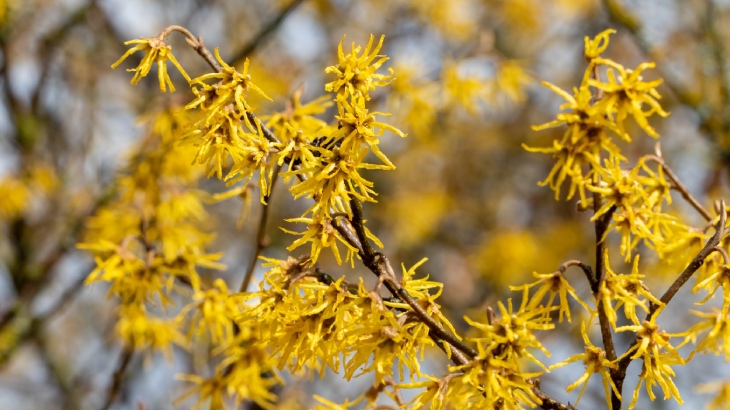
[284,35,406,264]
[95,23,730,410]
[527,29,669,204]
[112,37,190,92]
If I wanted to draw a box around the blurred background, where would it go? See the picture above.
[1,0,729,408]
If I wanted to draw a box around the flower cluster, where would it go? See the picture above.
[78,109,224,355]
[112,37,190,92]
[525,29,730,410]
[178,255,455,408]
[91,23,730,410]
[453,299,554,408]
[282,34,405,264]
[526,29,669,204]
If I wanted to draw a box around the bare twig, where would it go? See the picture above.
[558,259,595,290]
[230,0,307,63]
[532,380,577,410]
[713,245,730,265]
[645,154,713,222]
[240,165,282,292]
[591,187,620,409]
[101,347,134,410]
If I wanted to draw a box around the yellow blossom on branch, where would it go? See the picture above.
[325,34,393,101]
[616,316,688,408]
[683,309,730,360]
[331,95,406,170]
[550,321,619,407]
[464,299,554,372]
[186,49,271,125]
[597,255,663,328]
[282,215,357,266]
[511,270,590,323]
[589,58,669,140]
[116,303,185,360]
[584,28,616,61]
[112,37,191,92]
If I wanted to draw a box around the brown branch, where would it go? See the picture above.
[703,0,730,112]
[645,154,713,222]
[591,188,620,409]
[532,381,577,410]
[612,200,727,405]
[593,197,618,347]
[101,347,134,410]
[557,259,595,290]
[339,199,478,360]
[240,165,282,292]
[230,0,307,63]
[160,25,222,73]
[713,245,730,265]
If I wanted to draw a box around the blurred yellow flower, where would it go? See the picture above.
[112,37,190,92]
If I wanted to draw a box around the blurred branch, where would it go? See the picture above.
[231,0,307,63]
[0,269,89,368]
[101,347,134,410]
[240,164,282,292]
[32,330,73,409]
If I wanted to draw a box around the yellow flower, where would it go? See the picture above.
[587,156,643,221]
[550,321,619,407]
[325,34,393,101]
[696,379,730,410]
[527,80,624,202]
[112,37,191,92]
[511,270,591,323]
[0,175,30,221]
[589,58,669,140]
[185,49,271,136]
[223,121,274,203]
[495,59,534,103]
[442,60,487,115]
[684,309,730,360]
[343,306,430,384]
[598,255,663,327]
[177,336,280,410]
[332,95,406,170]
[693,263,730,306]
[448,345,543,409]
[584,29,616,61]
[464,299,554,372]
[182,278,241,345]
[116,304,185,360]
[286,143,386,220]
[616,315,687,408]
[265,89,333,143]
[282,215,356,265]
